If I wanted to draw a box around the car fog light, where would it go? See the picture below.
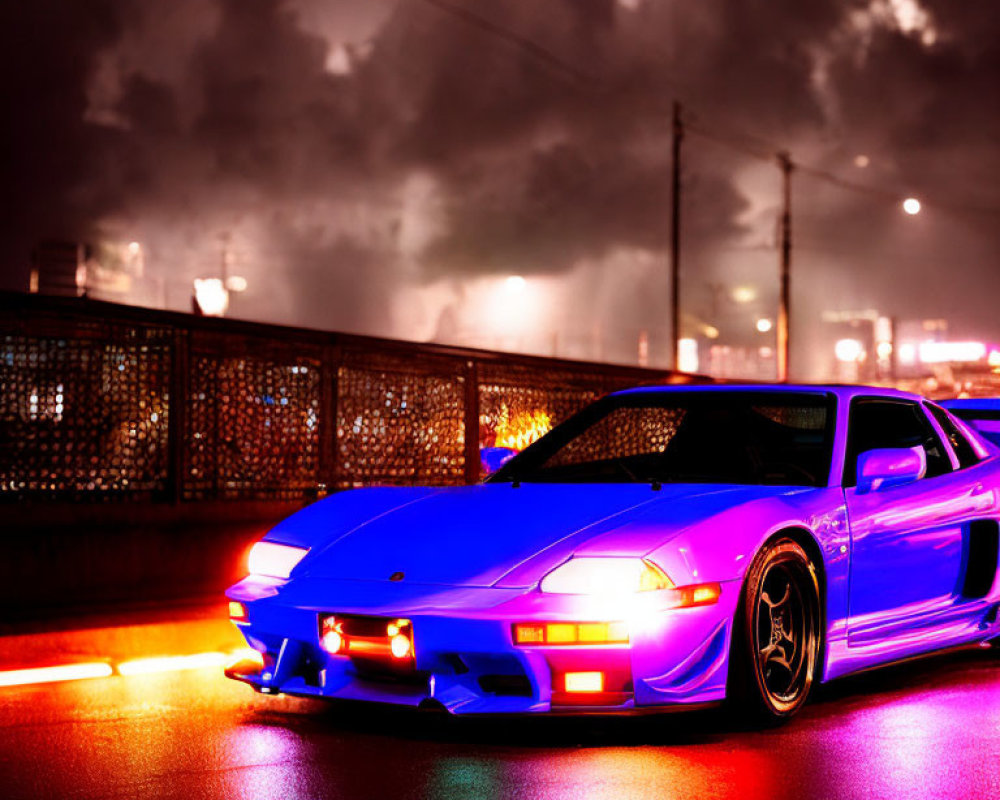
[390,633,412,659]
[320,616,345,655]
[565,671,604,693]
[321,630,344,655]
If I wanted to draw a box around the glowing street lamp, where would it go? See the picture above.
[505,275,526,292]
[902,197,921,215]
[756,318,773,333]
[193,278,229,316]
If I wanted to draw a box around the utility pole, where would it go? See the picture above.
[670,101,684,371]
[777,152,793,382]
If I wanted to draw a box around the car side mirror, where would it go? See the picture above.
[480,446,518,477]
[856,446,926,493]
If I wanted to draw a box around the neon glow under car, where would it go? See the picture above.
[226,385,1000,721]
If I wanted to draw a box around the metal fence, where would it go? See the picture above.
[1,292,690,503]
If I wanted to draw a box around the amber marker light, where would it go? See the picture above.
[513,621,629,646]
[667,582,722,608]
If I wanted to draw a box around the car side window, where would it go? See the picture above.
[925,403,982,469]
[844,398,953,486]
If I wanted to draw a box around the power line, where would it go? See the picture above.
[415,1,999,218]
[685,119,779,164]
[416,0,598,87]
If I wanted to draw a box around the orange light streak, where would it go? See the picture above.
[0,662,113,687]
[118,652,229,676]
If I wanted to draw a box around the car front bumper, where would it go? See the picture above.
[225,575,741,714]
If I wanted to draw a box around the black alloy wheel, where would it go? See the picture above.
[730,537,821,722]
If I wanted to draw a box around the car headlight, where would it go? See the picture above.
[539,557,673,595]
[247,541,310,579]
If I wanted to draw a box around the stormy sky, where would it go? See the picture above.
[3,0,999,378]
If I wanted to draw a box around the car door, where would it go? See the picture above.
[844,397,990,646]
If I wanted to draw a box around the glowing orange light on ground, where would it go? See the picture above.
[226,649,264,671]
[0,648,268,689]
[118,652,228,676]
[0,662,113,688]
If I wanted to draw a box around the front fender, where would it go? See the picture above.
[646,487,850,683]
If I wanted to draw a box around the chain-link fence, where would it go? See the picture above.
[1,293,690,503]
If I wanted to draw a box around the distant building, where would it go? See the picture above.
[29,241,87,297]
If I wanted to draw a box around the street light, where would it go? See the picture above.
[902,197,921,215]
[505,275,526,292]
[193,278,229,316]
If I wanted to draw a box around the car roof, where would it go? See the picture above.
[940,397,1000,410]
[611,383,927,403]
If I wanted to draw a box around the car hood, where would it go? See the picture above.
[295,482,765,588]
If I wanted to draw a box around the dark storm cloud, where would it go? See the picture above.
[3,0,999,373]
[192,0,364,193]
[378,0,840,276]
[0,0,122,282]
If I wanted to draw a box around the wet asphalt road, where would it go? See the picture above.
[1,645,998,800]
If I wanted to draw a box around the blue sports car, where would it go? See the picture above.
[226,385,1000,721]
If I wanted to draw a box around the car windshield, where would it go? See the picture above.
[489,390,836,487]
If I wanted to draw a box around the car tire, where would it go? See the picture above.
[728,537,821,723]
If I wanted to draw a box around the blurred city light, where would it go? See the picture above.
[835,338,864,363]
[899,343,917,365]
[918,341,987,364]
[902,197,922,215]
[225,275,248,292]
[731,286,757,304]
[756,318,773,333]
[504,275,526,292]
[678,338,699,372]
